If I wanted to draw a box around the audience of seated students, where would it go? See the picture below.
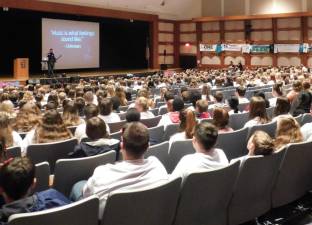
[70,122,168,218]
[158,97,184,128]
[287,80,302,104]
[169,109,197,148]
[98,99,121,124]
[62,101,84,127]
[236,86,249,104]
[228,96,241,115]
[171,122,228,180]
[13,102,41,133]
[70,117,119,158]
[212,108,233,133]
[23,110,73,151]
[244,96,270,128]
[0,112,23,149]
[293,81,312,116]
[272,97,291,121]
[274,116,303,151]
[195,99,210,119]
[0,157,70,224]
[125,108,141,123]
[269,82,284,107]
[115,87,128,106]
[135,97,155,119]
[208,91,228,109]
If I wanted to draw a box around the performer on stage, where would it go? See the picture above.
[47,48,56,77]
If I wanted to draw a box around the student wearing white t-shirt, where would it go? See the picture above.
[70,122,168,218]
[135,97,155,119]
[244,96,270,128]
[98,99,121,124]
[171,122,229,181]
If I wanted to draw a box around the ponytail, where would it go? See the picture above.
[179,110,197,139]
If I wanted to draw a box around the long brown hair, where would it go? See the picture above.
[34,110,72,143]
[115,87,127,106]
[274,116,303,150]
[179,110,197,139]
[62,101,81,127]
[213,107,230,130]
[0,112,13,148]
[249,96,270,124]
[13,102,42,132]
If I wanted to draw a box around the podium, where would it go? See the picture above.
[14,58,29,80]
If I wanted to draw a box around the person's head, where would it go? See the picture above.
[0,112,13,148]
[86,117,108,140]
[274,97,290,117]
[292,80,302,92]
[228,96,239,113]
[236,86,246,97]
[214,91,223,103]
[172,97,184,112]
[84,104,99,120]
[179,109,197,139]
[62,101,80,126]
[110,96,121,112]
[189,91,202,108]
[275,116,303,150]
[196,99,208,114]
[75,97,85,117]
[303,81,310,91]
[121,122,149,159]
[213,108,230,130]
[273,82,283,97]
[49,48,53,53]
[135,97,149,112]
[13,102,41,132]
[249,96,269,123]
[193,122,218,152]
[99,99,113,116]
[126,108,141,122]
[0,157,35,202]
[35,110,72,143]
[247,131,274,156]
[164,91,174,102]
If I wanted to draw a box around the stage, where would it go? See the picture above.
[0,68,182,85]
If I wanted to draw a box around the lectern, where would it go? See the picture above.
[14,58,29,80]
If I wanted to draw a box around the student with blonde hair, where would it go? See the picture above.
[135,97,155,119]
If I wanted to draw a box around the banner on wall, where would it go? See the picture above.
[274,44,301,53]
[250,45,271,53]
[222,44,243,52]
[199,44,216,52]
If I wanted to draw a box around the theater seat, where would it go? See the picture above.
[34,162,50,193]
[145,141,169,172]
[140,115,162,128]
[168,140,195,173]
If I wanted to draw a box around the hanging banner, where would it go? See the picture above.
[242,44,251,53]
[222,44,243,52]
[199,44,216,52]
[250,45,271,53]
[300,43,309,53]
[274,44,300,53]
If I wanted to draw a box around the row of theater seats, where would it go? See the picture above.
[8,139,312,225]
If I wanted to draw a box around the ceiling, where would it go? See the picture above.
[39,0,202,20]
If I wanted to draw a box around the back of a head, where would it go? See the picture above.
[135,97,148,112]
[273,82,283,96]
[0,157,35,201]
[196,99,208,113]
[249,96,268,120]
[236,86,246,97]
[213,107,230,129]
[42,109,63,126]
[164,91,174,102]
[214,91,224,103]
[99,99,113,116]
[84,91,94,103]
[122,122,149,158]
[179,109,197,138]
[293,80,302,92]
[84,104,99,120]
[189,91,202,107]
[63,101,78,115]
[86,117,108,140]
[248,131,274,156]
[194,122,218,151]
[126,108,141,122]
[110,96,121,111]
[274,97,290,117]
[228,96,239,112]
[172,97,184,112]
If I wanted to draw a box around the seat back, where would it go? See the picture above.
[145,142,169,172]
[27,138,78,173]
[272,141,312,208]
[110,131,122,141]
[140,115,162,128]
[6,146,21,158]
[159,107,168,115]
[266,107,275,119]
[228,151,285,225]
[54,151,116,197]
[174,162,240,225]
[149,108,159,116]
[34,162,50,193]
[101,178,181,225]
[118,112,127,121]
[149,125,165,145]
[238,103,249,112]
[163,124,179,141]
[119,105,129,112]
[215,127,249,160]
[8,196,99,225]
[168,140,195,173]
[229,112,249,130]
[301,113,312,125]
[247,121,277,140]
[294,114,303,125]
[107,120,126,133]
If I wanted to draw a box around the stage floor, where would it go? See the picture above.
[0,68,168,82]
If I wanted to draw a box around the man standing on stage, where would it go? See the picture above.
[47,48,56,77]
